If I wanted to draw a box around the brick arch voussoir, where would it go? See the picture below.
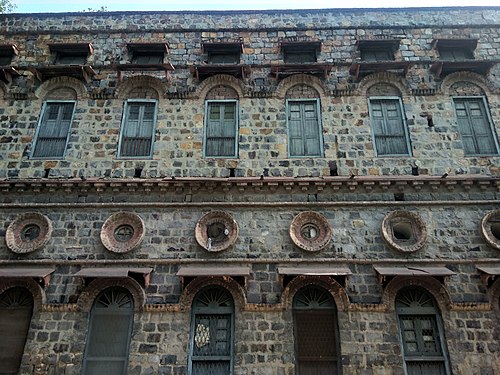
[281,275,349,312]
[195,74,245,100]
[382,276,452,313]
[489,278,500,312]
[0,278,45,312]
[178,276,246,312]
[115,75,167,99]
[440,71,497,96]
[77,277,146,312]
[276,74,327,100]
[35,76,87,100]
[357,72,409,97]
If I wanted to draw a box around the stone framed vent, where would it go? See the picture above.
[481,210,500,251]
[381,210,427,253]
[195,211,238,252]
[289,211,332,252]
[5,212,53,254]
[100,212,145,253]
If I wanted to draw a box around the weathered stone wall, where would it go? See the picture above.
[0,6,499,375]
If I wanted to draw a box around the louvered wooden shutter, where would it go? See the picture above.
[288,101,321,157]
[370,99,409,156]
[205,102,237,157]
[120,102,156,157]
[454,98,497,155]
[32,102,75,158]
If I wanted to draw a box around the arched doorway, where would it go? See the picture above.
[396,286,451,375]
[293,285,341,375]
[0,287,34,374]
[188,286,234,375]
[82,287,134,375]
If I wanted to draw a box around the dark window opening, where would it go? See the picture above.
[392,222,414,241]
[361,48,394,62]
[131,51,164,64]
[439,47,474,61]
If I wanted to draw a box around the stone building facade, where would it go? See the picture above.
[0,6,499,375]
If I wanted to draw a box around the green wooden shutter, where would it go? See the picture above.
[454,98,497,155]
[370,98,409,156]
[32,102,75,158]
[83,288,134,375]
[288,100,322,157]
[189,287,234,375]
[120,101,156,157]
[0,287,34,374]
[205,102,237,157]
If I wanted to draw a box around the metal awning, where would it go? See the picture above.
[0,267,55,287]
[278,266,352,276]
[374,265,455,285]
[176,265,250,277]
[75,267,153,287]
[476,265,500,285]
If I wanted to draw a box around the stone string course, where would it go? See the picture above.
[0,6,499,375]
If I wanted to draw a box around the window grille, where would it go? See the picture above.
[396,287,450,375]
[287,99,323,157]
[0,287,34,374]
[189,287,234,375]
[118,101,157,158]
[369,97,411,156]
[32,101,75,159]
[83,287,134,375]
[293,286,341,375]
[453,97,498,155]
[204,101,238,158]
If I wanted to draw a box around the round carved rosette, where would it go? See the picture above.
[195,211,238,252]
[5,212,53,254]
[481,210,500,251]
[100,212,145,253]
[289,211,332,252]
[381,210,427,253]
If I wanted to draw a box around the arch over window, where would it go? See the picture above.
[189,286,234,375]
[396,287,451,375]
[83,287,134,375]
[293,286,342,375]
[0,287,34,374]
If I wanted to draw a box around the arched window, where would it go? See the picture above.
[189,286,234,375]
[396,287,451,375]
[83,287,134,375]
[293,286,341,375]
[0,287,34,374]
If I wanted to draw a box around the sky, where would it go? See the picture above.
[12,0,500,13]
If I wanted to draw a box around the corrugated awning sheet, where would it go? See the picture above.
[476,265,500,275]
[0,267,55,278]
[176,266,250,277]
[374,266,455,276]
[277,266,352,276]
[74,268,153,278]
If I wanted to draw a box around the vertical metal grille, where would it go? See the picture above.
[406,361,446,375]
[0,287,33,374]
[192,361,231,375]
[83,287,134,375]
[293,286,340,375]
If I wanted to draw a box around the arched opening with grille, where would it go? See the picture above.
[396,287,451,375]
[293,285,341,375]
[188,286,235,375]
[82,287,134,375]
[0,287,34,374]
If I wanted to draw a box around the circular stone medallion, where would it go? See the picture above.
[195,211,238,252]
[100,212,145,253]
[5,212,53,254]
[289,211,332,252]
[381,210,427,253]
[481,210,500,251]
